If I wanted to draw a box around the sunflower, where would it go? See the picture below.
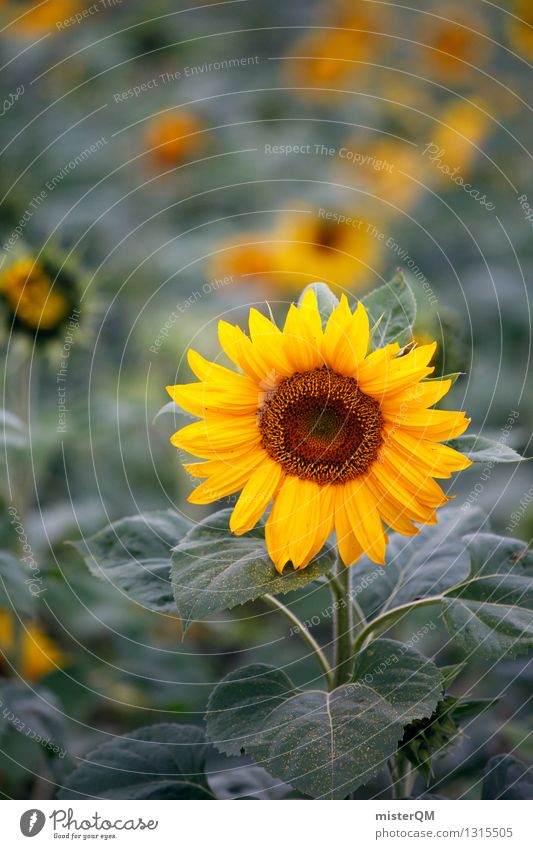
[144,111,206,168]
[0,256,73,337]
[0,0,82,36]
[424,99,491,185]
[417,8,492,82]
[208,209,382,293]
[506,0,533,60]
[0,611,64,680]
[337,136,423,213]
[168,288,471,572]
[273,208,382,290]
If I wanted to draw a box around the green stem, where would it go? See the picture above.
[352,596,443,656]
[263,594,334,690]
[328,574,367,629]
[331,561,353,687]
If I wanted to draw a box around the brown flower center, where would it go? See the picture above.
[259,366,383,484]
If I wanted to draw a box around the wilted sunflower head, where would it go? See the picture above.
[0,255,76,339]
[168,287,471,573]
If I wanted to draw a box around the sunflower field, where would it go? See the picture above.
[0,0,532,814]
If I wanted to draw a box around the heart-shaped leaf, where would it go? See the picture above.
[171,509,335,633]
[352,506,486,618]
[206,640,442,799]
[58,724,214,800]
[70,510,190,612]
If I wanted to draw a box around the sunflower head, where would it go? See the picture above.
[419,9,491,81]
[168,284,471,573]
[0,254,77,339]
[0,0,83,36]
[144,111,206,168]
[506,0,533,60]
[0,610,65,681]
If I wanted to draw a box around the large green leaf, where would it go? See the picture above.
[70,510,190,612]
[442,536,533,659]
[298,282,339,326]
[206,640,442,799]
[58,724,215,800]
[361,272,417,348]
[464,533,533,577]
[171,509,336,633]
[446,435,526,463]
[0,683,65,750]
[352,506,485,618]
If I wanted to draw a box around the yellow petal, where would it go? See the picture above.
[230,461,284,534]
[344,477,387,565]
[171,417,260,458]
[335,486,364,566]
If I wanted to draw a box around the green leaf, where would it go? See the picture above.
[450,698,499,724]
[58,724,215,800]
[353,506,485,618]
[464,534,533,577]
[0,552,36,616]
[441,577,533,659]
[171,509,335,633]
[446,435,526,463]
[298,282,339,327]
[206,640,442,799]
[0,682,65,750]
[361,272,417,348]
[482,755,533,800]
[424,372,463,386]
[441,534,533,660]
[70,510,190,612]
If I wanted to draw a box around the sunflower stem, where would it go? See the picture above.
[352,596,443,657]
[263,594,334,690]
[331,559,353,687]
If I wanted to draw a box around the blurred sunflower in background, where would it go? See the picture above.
[0,254,78,340]
[0,0,82,37]
[337,136,424,214]
[168,288,470,572]
[417,6,492,83]
[284,1,385,97]
[505,0,533,60]
[208,208,382,293]
[273,207,382,289]
[423,98,492,186]
[144,111,207,169]
[0,611,65,681]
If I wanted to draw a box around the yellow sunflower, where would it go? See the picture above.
[506,0,533,60]
[0,611,65,681]
[144,111,206,169]
[417,7,492,83]
[0,257,71,335]
[168,289,471,572]
[424,99,491,185]
[273,208,382,290]
[0,0,82,36]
